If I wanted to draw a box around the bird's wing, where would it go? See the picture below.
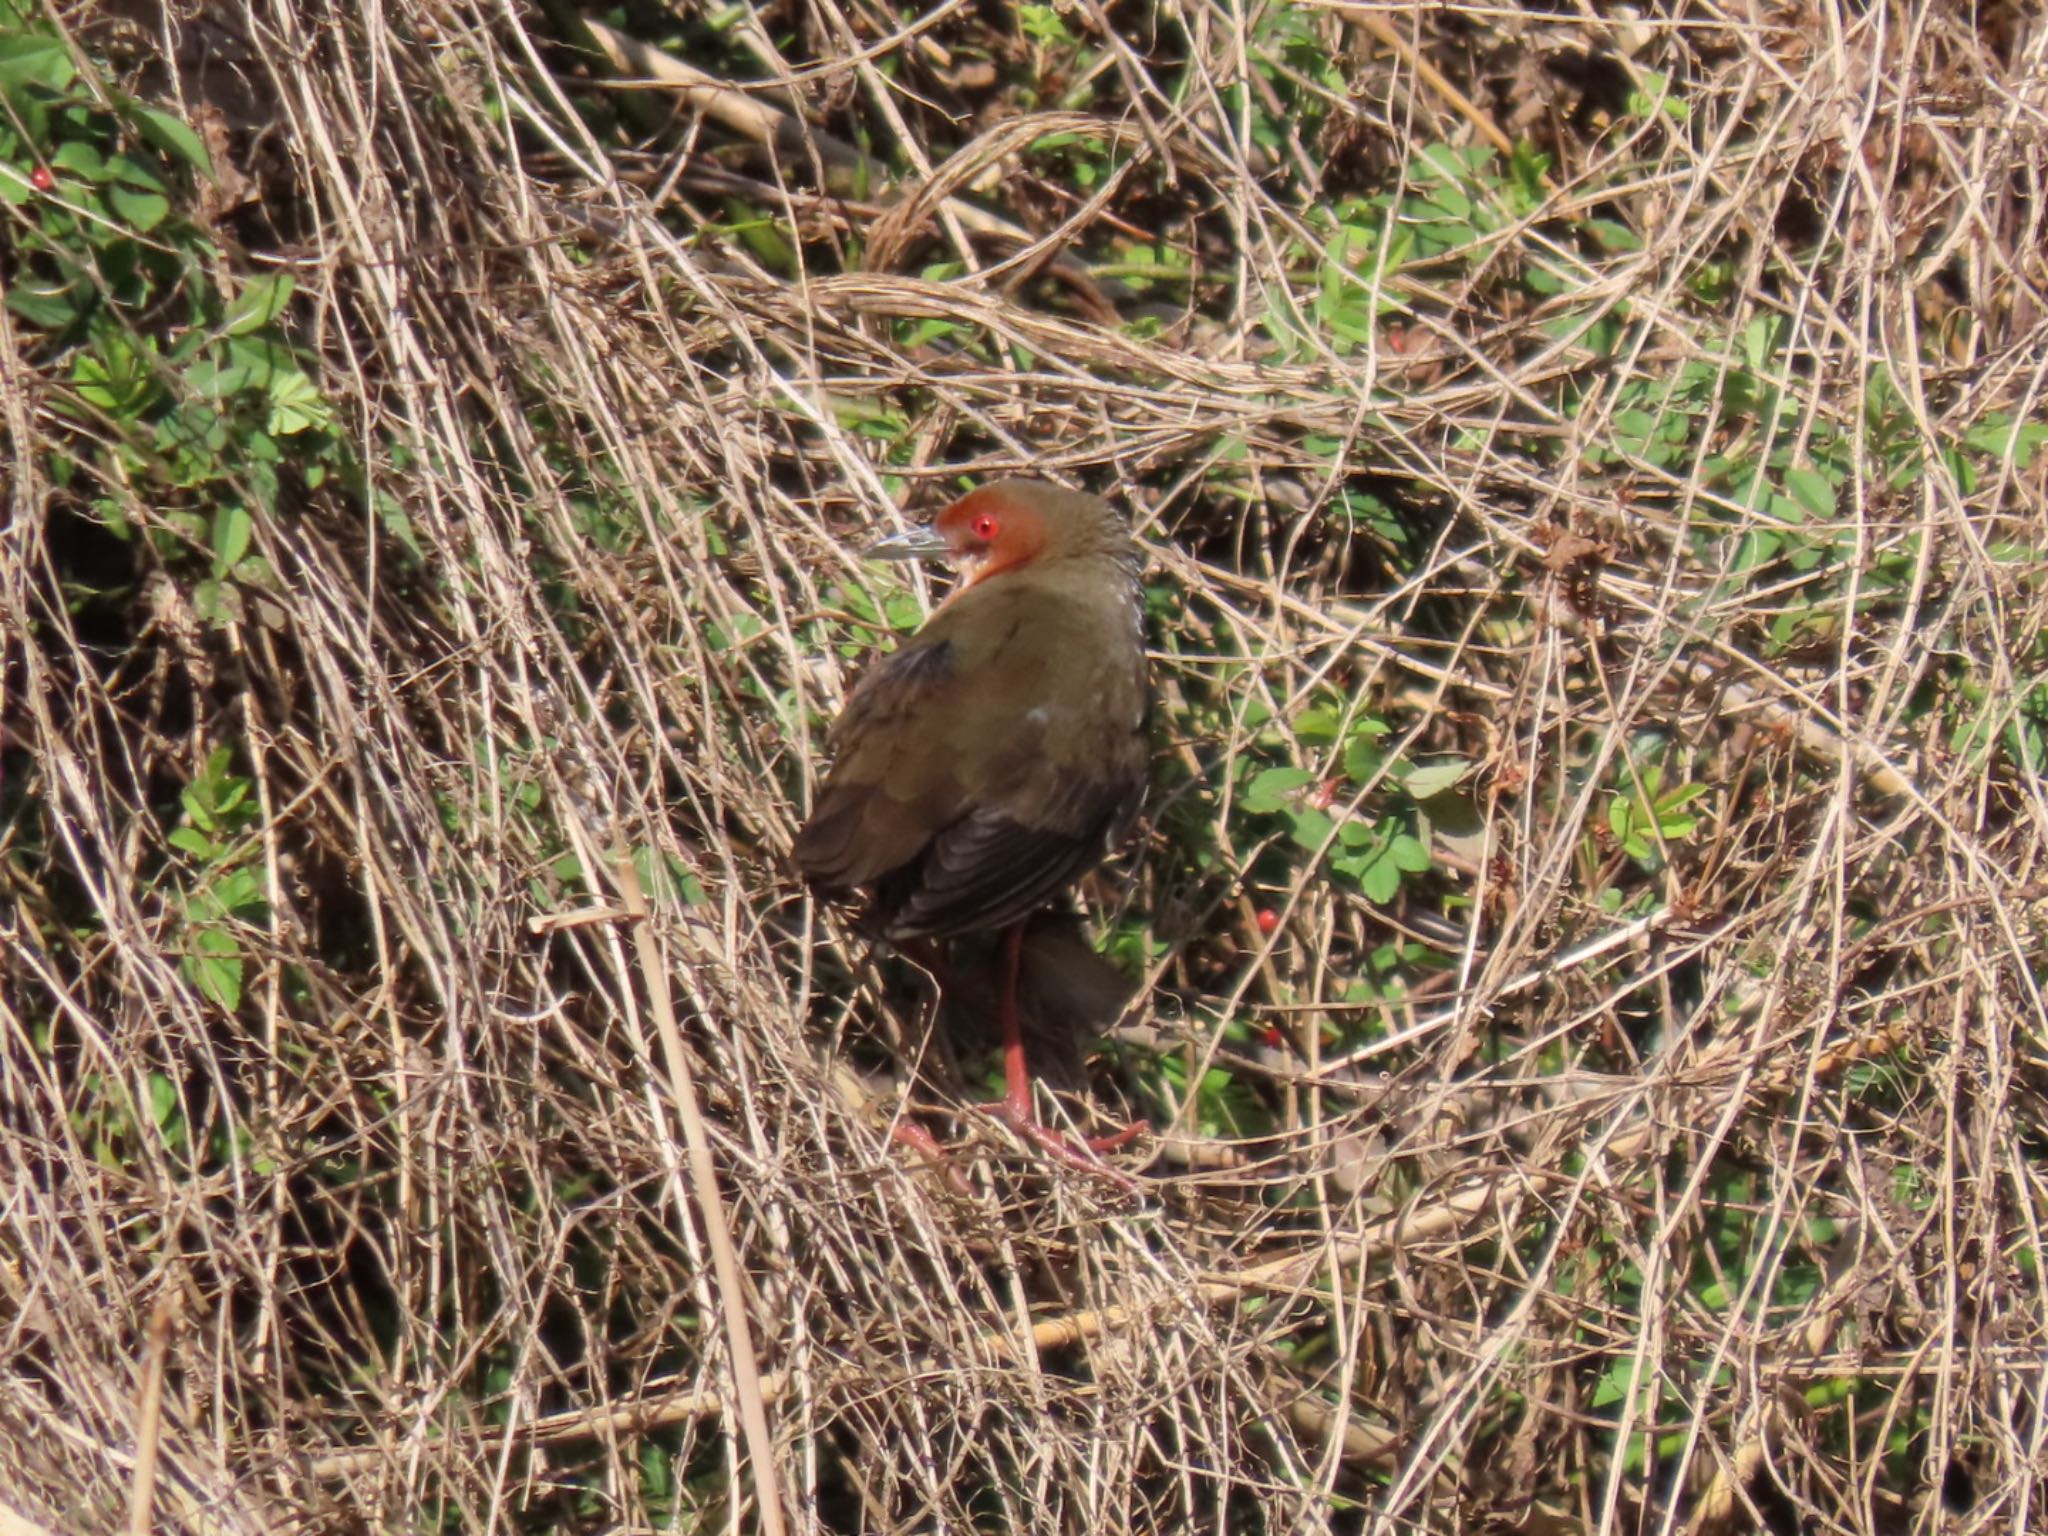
[795,580,1146,936]
[828,632,956,750]
[879,647,1146,937]
[883,785,1132,939]
[793,627,969,891]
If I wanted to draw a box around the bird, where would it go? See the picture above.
[794,479,1150,1173]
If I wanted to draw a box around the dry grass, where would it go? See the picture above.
[4,0,2047,1530]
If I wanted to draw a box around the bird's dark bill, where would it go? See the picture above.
[866,524,949,561]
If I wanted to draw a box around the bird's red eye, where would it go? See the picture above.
[971,512,999,541]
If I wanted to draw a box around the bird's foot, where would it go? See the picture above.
[881,1093,1149,1196]
[886,1116,975,1196]
[887,1110,1145,1195]
[974,1096,1150,1191]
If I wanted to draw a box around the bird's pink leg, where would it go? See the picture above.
[886,1115,973,1196]
[996,923,1036,1127]
[879,929,1144,1189]
[982,924,1148,1183]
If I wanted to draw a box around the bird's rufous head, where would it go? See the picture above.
[866,480,1131,590]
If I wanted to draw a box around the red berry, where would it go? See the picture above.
[1255,908,1279,935]
[30,165,54,193]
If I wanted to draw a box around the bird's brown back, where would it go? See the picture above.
[795,505,1146,940]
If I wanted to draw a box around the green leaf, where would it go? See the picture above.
[1591,1358,1637,1410]
[108,182,170,232]
[1657,806,1700,839]
[73,336,157,416]
[1653,782,1710,838]
[1964,415,2048,470]
[167,827,218,858]
[1357,849,1403,901]
[1331,827,1429,901]
[1613,408,1658,455]
[1286,807,1335,852]
[180,785,215,834]
[1626,68,1689,123]
[1742,315,1782,372]
[50,140,107,181]
[212,867,266,915]
[186,337,285,399]
[192,577,243,626]
[132,104,213,176]
[222,272,293,336]
[1784,467,1835,519]
[1342,733,1384,784]
[1336,817,1378,848]
[1730,529,1781,572]
[265,368,330,435]
[1581,218,1641,253]
[149,1071,179,1128]
[106,153,168,193]
[1404,758,1470,800]
[1018,3,1078,45]
[1507,141,1551,212]
[1293,706,1343,745]
[1243,765,1314,814]
[1610,795,1645,858]
[0,32,75,90]
[185,929,243,1012]
[157,401,229,461]
[212,503,252,572]
[1945,444,1979,497]
[0,161,38,207]
[1411,144,1474,197]
[192,958,244,1015]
